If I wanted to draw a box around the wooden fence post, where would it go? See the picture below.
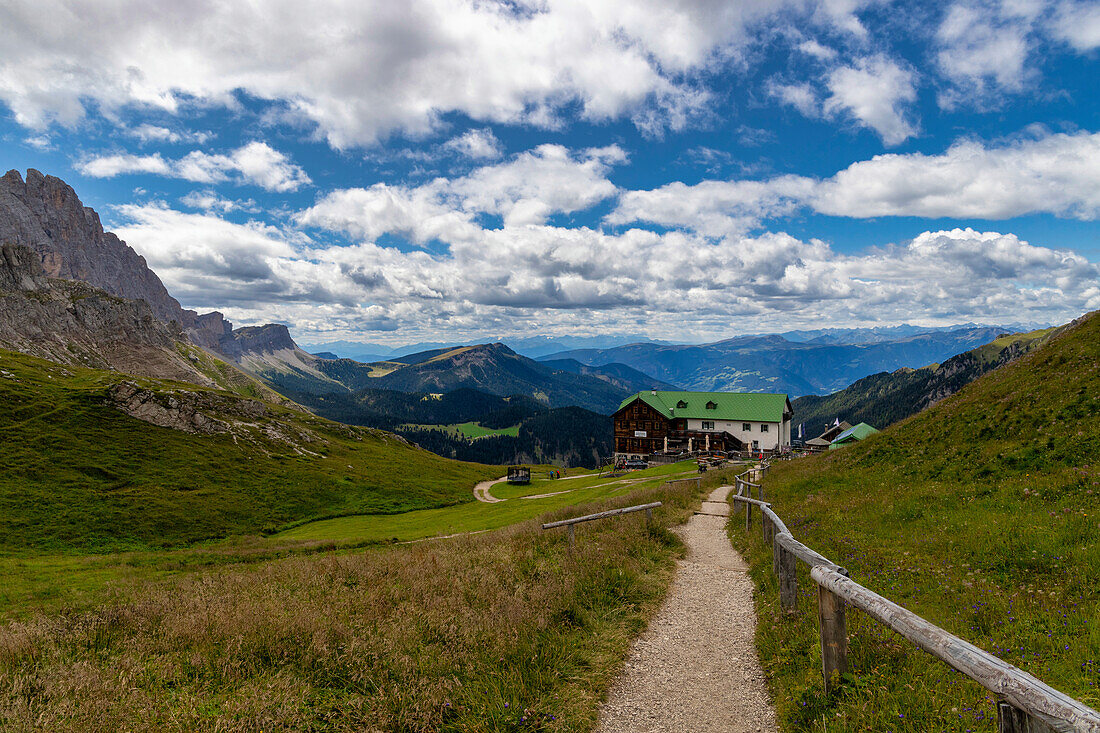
[817,584,848,694]
[567,524,575,549]
[745,500,752,531]
[762,510,770,543]
[997,701,1058,733]
[645,506,653,526]
[770,522,780,576]
[778,542,797,612]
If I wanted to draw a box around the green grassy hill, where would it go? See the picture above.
[0,349,496,552]
[739,310,1100,729]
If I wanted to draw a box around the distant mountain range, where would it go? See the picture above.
[300,334,675,362]
[538,327,1015,397]
[791,325,1068,437]
[251,340,670,414]
[771,322,1040,346]
[0,167,1071,465]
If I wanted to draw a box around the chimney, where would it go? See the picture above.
[651,389,657,395]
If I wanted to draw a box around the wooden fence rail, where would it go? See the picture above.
[542,501,662,548]
[729,469,1100,733]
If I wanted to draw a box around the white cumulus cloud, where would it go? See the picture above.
[78,142,311,192]
[299,143,627,238]
[610,129,1100,230]
[823,55,918,145]
[443,129,503,159]
[0,0,866,146]
[812,130,1100,219]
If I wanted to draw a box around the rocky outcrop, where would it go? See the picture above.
[224,324,298,355]
[0,169,192,325]
[107,381,266,434]
[189,310,236,353]
[0,169,323,393]
[107,381,322,453]
[0,169,244,350]
[0,242,215,384]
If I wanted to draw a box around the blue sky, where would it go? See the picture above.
[1,0,1098,346]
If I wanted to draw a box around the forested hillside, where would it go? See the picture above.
[402,407,613,468]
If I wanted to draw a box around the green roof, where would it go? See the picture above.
[829,422,879,448]
[617,390,790,423]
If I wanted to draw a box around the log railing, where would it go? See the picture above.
[542,501,661,548]
[729,473,1100,732]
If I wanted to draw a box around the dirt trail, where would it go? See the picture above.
[472,477,506,503]
[594,485,777,733]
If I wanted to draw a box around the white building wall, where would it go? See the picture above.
[685,418,784,450]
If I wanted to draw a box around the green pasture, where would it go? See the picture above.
[276,461,701,542]
[401,420,521,439]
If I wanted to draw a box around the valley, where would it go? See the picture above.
[0,166,1097,731]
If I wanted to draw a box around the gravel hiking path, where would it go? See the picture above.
[473,477,507,503]
[594,485,777,733]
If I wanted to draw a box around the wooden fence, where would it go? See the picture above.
[730,465,1100,733]
[665,476,702,491]
[542,501,661,548]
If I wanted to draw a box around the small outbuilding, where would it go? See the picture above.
[828,422,879,449]
[507,466,531,484]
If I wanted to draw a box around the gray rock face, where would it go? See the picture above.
[0,169,192,325]
[0,242,215,384]
[107,381,267,434]
[0,169,312,386]
[225,324,298,354]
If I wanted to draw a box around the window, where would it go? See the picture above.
[701,420,714,430]
[742,423,751,431]
[676,400,688,408]
[705,401,717,410]
[760,424,769,433]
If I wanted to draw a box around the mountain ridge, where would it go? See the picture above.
[790,324,1069,435]
[540,326,1011,396]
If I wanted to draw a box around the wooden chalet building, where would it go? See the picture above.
[613,390,793,460]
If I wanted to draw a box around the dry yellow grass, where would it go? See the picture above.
[0,475,731,731]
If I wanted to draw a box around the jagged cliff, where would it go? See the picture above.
[0,241,292,402]
[0,168,239,347]
[0,242,216,384]
[0,169,192,324]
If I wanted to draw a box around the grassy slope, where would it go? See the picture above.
[277,461,699,541]
[0,349,496,552]
[0,470,741,731]
[734,311,1100,730]
[451,420,521,439]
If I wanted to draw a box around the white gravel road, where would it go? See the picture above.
[593,485,778,733]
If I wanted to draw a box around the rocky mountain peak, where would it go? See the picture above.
[228,324,298,355]
[0,169,193,326]
[0,170,320,386]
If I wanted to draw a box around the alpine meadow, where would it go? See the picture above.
[2,1,1100,731]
